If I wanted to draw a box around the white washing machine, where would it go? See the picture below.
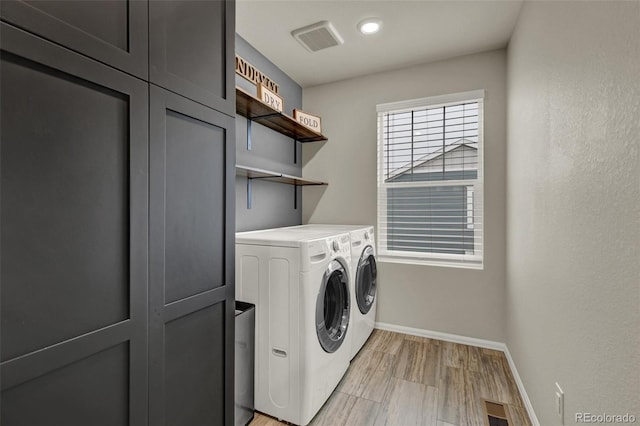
[235,227,352,426]
[286,225,378,360]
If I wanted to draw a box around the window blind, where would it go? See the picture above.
[376,90,484,268]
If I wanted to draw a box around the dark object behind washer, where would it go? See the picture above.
[235,301,255,426]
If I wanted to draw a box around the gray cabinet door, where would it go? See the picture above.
[149,86,236,426]
[0,0,148,79]
[0,23,148,425]
[149,0,235,116]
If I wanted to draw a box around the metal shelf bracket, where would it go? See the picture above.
[247,118,252,150]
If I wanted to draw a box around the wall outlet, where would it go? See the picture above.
[555,382,564,425]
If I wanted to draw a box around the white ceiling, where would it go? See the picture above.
[236,0,523,88]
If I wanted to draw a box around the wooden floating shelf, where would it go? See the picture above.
[235,87,327,142]
[236,165,327,186]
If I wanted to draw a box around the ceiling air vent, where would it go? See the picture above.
[292,21,344,52]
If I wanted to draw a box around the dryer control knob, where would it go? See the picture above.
[332,240,340,252]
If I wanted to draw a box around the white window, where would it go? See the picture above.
[376,90,484,269]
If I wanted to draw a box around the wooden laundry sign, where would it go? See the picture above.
[257,84,284,112]
[235,54,280,94]
[293,109,322,133]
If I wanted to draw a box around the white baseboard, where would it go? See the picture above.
[502,346,540,426]
[375,322,540,426]
[375,321,505,351]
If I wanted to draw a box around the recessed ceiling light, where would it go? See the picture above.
[358,18,382,35]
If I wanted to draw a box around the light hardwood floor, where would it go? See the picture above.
[249,330,532,426]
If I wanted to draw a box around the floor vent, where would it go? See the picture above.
[482,399,513,426]
[291,21,344,52]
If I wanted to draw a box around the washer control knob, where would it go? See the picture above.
[332,240,340,252]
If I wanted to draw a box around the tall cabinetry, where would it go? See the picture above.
[0,1,235,425]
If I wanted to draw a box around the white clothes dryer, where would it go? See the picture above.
[235,227,352,426]
[286,225,378,360]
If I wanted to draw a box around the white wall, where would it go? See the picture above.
[303,50,507,342]
[506,2,640,425]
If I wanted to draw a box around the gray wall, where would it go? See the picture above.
[302,49,507,342]
[506,2,640,424]
[235,35,303,231]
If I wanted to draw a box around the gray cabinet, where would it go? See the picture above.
[1,0,236,424]
[148,85,236,426]
[150,0,235,116]
[0,0,148,78]
[1,22,149,425]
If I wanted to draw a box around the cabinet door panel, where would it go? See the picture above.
[164,110,226,303]
[164,304,225,426]
[2,343,129,426]
[149,86,235,425]
[0,0,148,78]
[0,23,148,425]
[1,51,130,360]
[149,0,235,116]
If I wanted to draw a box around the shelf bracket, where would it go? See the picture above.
[247,178,252,209]
[294,139,298,164]
[253,113,282,120]
[294,184,298,210]
[247,118,252,151]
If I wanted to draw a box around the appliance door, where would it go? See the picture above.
[356,246,377,314]
[315,259,350,353]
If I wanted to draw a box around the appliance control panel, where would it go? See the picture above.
[329,234,350,256]
[306,234,351,262]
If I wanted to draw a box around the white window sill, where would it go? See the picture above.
[377,255,484,270]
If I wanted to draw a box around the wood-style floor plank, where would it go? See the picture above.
[310,391,357,426]
[466,344,483,373]
[393,339,429,383]
[462,370,493,425]
[482,347,503,357]
[481,353,522,407]
[337,347,377,395]
[437,366,464,425]
[365,329,404,355]
[421,385,440,426]
[393,338,443,386]
[250,412,285,426]
[507,403,533,426]
[355,351,395,402]
[249,331,532,426]
[404,334,441,345]
[421,342,443,387]
[343,396,381,426]
[500,356,527,407]
[442,341,467,369]
[376,378,438,426]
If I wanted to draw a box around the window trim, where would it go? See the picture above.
[376,89,485,114]
[376,90,485,269]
